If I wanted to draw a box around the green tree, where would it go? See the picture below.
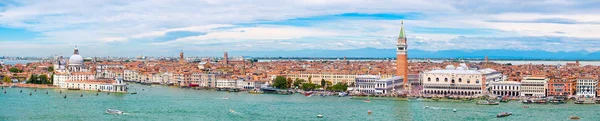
[27,74,38,84]
[2,76,11,83]
[293,78,304,88]
[272,76,288,89]
[38,75,48,84]
[286,77,293,88]
[320,79,326,89]
[330,83,348,92]
[301,83,318,91]
[49,74,54,84]
[47,66,54,72]
[9,68,20,73]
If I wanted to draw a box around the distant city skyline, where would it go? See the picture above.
[2,0,600,57]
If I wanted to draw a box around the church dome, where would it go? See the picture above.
[445,65,456,70]
[69,55,84,66]
[68,46,84,66]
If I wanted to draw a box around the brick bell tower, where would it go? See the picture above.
[396,20,408,89]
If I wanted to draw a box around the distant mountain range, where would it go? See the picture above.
[228,48,600,60]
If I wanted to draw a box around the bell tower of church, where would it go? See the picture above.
[396,20,409,88]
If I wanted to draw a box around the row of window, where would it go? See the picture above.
[426,77,480,84]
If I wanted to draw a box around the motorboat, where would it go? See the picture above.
[496,112,512,118]
[106,109,123,114]
[453,109,457,112]
[304,91,313,97]
[522,99,533,104]
[477,100,499,105]
[249,90,264,94]
[317,114,323,118]
[367,110,372,115]
[570,116,580,120]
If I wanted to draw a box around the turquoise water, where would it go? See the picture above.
[1,83,599,121]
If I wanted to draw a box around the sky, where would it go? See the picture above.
[1,0,600,57]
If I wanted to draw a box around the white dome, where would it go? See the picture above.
[69,55,84,66]
[459,63,469,70]
[445,65,456,70]
[456,67,465,70]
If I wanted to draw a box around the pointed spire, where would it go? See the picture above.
[399,20,406,39]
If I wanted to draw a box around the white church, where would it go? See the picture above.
[53,46,127,92]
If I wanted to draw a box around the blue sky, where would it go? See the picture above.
[1,0,600,57]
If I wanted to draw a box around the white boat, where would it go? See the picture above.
[106,109,123,114]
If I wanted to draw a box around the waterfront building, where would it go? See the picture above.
[354,75,403,95]
[520,76,548,97]
[191,72,217,88]
[576,78,597,97]
[215,79,238,89]
[408,73,420,86]
[53,46,127,92]
[547,77,575,96]
[286,73,393,85]
[489,81,520,97]
[396,20,409,88]
[421,64,500,96]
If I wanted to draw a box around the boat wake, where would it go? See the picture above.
[229,109,245,116]
[423,106,446,110]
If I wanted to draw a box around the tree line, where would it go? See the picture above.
[272,76,349,91]
[27,74,53,84]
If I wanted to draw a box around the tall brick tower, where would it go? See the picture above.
[224,52,229,65]
[396,20,408,88]
[179,49,185,63]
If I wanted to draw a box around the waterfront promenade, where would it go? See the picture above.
[2,83,600,121]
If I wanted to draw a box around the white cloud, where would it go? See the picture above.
[1,0,600,56]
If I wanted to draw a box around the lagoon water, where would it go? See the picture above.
[1,83,600,121]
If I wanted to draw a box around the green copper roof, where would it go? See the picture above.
[399,20,406,38]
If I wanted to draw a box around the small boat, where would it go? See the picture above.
[130,92,137,95]
[20,90,22,93]
[249,90,264,94]
[29,92,32,96]
[106,109,123,114]
[522,99,532,104]
[220,97,230,100]
[453,109,457,112]
[34,89,37,92]
[229,109,235,113]
[3,90,5,93]
[570,116,580,120]
[477,100,499,105]
[424,106,429,109]
[496,112,512,118]
[80,93,83,97]
[367,110,372,115]
[64,95,67,98]
[364,99,370,103]
[67,88,80,90]
[304,91,313,97]
[317,114,323,118]
[96,92,99,96]
[59,90,62,93]
[523,106,529,108]
[45,91,48,94]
